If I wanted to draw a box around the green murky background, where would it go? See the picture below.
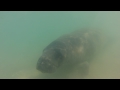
[0,11,120,79]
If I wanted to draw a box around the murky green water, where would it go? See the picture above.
[0,11,120,79]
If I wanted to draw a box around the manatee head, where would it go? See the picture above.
[36,48,66,73]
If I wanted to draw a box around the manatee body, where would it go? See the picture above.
[36,29,104,75]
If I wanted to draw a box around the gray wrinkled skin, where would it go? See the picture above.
[36,29,103,75]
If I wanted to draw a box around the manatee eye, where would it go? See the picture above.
[54,49,63,59]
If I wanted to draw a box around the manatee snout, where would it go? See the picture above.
[36,57,57,73]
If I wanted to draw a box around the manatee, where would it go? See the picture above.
[36,29,106,76]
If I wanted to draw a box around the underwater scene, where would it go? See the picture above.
[0,11,120,79]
